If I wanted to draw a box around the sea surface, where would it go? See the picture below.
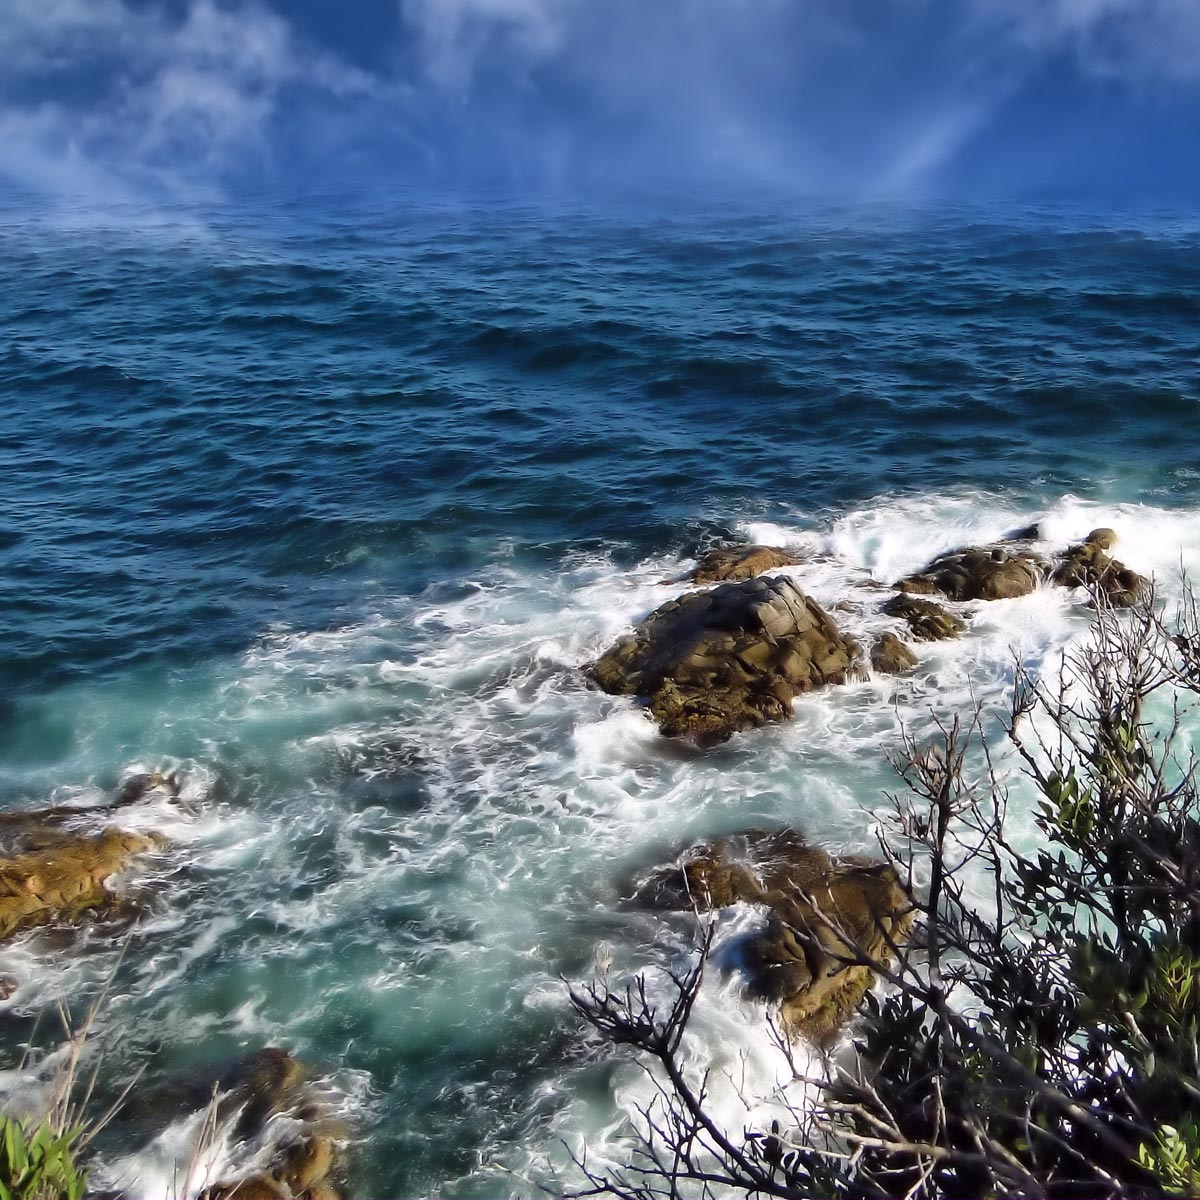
[2,194,1200,1196]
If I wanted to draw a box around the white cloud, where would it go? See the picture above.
[0,0,383,205]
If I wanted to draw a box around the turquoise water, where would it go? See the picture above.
[3,196,1200,1196]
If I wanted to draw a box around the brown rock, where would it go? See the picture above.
[870,633,918,675]
[896,546,1046,601]
[590,576,853,743]
[1052,535,1147,607]
[0,828,163,941]
[691,545,802,585]
[882,593,966,641]
[198,1052,343,1200]
[637,829,912,1042]
[1085,527,1118,550]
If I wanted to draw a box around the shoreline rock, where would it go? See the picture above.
[590,576,853,742]
[870,633,918,675]
[881,593,966,641]
[1052,529,1147,607]
[635,829,913,1042]
[0,772,180,943]
[690,544,803,585]
[0,827,165,942]
[896,545,1046,602]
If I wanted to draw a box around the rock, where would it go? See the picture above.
[0,771,180,851]
[194,1050,344,1200]
[590,576,853,742]
[690,545,802,585]
[1052,533,1147,607]
[896,546,1046,601]
[1005,522,1041,541]
[0,828,164,941]
[870,633,918,675]
[882,593,966,641]
[636,830,912,1042]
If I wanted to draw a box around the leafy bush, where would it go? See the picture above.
[0,1119,86,1200]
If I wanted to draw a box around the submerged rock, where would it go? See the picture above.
[896,545,1047,601]
[636,829,912,1042]
[870,633,918,675]
[690,544,802,585]
[1052,529,1147,607]
[881,593,966,641]
[590,576,853,742]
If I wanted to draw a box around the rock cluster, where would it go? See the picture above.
[1052,528,1147,607]
[591,575,854,742]
[117,1049,338,1200]
[636,829,912,1042]
[691,544,802,585]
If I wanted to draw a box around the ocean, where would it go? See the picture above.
[2,194,1199,1196]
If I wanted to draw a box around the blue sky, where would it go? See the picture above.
[2,0,1199,208]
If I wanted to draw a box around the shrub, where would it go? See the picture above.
[570,587,1200,1199]
[0,1119,87,1200]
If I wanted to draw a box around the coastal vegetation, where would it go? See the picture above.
[572,567,1200,1198]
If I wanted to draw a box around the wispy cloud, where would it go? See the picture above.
[4,0,1200,209]
[0,0,382,206]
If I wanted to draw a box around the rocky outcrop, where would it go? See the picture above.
[0,773,180,942]
[897,545,1047,602]
[591,576,854,742]
[194,1049,346,1200]
[870,633,918,675]
[691,545,802,585]
[1052,529,1147,608]
[635,829,913,1042]
[882,593,966,641]
[0,828,164,941]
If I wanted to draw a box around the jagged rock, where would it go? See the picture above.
[192,1050,345,1200]
[896,546,1047,601]
[1052,530,1146,607]
[870,633,918,675]
[690,544,802,585]
[882,593,966,641]
[0,828,164,941]
[590,576,853,742]
[635,830,912,1042]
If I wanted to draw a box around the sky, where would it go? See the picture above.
[2,0,1200,210]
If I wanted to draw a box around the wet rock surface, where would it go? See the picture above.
[1052,529,1147,607]
[134,1049,349,1200]
[636,829,913,1042]
[690,544,802,585]
[0,828,165,942]
[896,545,1047,601]
[870,633,919,675]
[591,576,853,742]
[0,773,182,942]
[881,593,966,641]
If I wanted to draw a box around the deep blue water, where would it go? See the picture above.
[6,200,1199,699]
[2,196,1200,1196]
